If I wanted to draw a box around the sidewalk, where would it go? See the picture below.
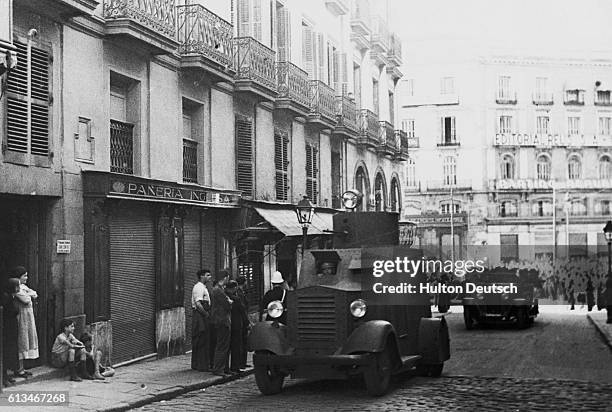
[0,352,254,412]
[587,311,612,351]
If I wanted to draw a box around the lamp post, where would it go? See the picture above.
[603,220,612,324]
[295,196,315,259]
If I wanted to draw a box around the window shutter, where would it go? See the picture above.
[341,53,348,94]
[312,146,318,202]
[317,32,325,82]
[277,7,290,61]
[451,116,456,141]
[235,116,254,197]
[252,0,262,41]
[6,40,50,156]
[332,48,339,91]
[274,131,289,201]
[239,0,251,37]
[302,24,314,79]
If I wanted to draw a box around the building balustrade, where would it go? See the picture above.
[308,80,336,125]
[104,0,177,39]
[425,179,473,191]
[358,108,380,147]
[276,61,310,113]
[110,119,134,175]
[177,4,233,71]
[377,120,395,155]
[334,94,358,136]
[232,37,277,98]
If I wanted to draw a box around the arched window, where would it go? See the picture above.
[443,156,457,186]
[568,155,581,180]
[355,166,370,211]
[599,155,611,180]
[390,177,401,212]
[501,154,515,179]
[536,154,551,180]
[374,172,387,212]
[406,158,416,188]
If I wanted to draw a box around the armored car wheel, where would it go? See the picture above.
[254,351,285,395]
[516,307,529,329]
[363,344,392,396]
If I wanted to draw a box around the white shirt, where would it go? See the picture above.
[191,281,210,309]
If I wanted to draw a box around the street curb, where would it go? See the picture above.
[586,313,612,351]
[97,369,254,412]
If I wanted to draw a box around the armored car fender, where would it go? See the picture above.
[248,321,293,356]
[418,317,450,364]
[340,320,399,355]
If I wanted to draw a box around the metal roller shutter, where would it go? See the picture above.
[110,206,156,364]
[183,211,201,350]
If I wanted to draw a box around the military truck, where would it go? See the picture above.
[249,198,450,396]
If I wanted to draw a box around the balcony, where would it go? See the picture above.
[495,92,517,105]
[233,37,277,101]
[333,94,358,139]
[103,0,178,55]
[275,61,310,116]
[425,179,472,192]
[563,90,584,106]
[437,138,460,147]
[532,93,554,105]
[350,0,371,50]
[376,120,395,156]
[357,109,380,148]
[595,91,612,106]
[393,130,409,161]
[110,119,134,175]
[325,0,349,16]
[307,80,336,128]
[177,4,234,83]
[182,139,198,183]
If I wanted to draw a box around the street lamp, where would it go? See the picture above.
[295,196,315,258]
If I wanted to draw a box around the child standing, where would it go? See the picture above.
[51,319,86,382]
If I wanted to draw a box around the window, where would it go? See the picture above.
[405,78,414,97]
[497,76,513,101]
[406,158,416,187]
[238,0,262,41]
[599,117,611,135]
[402,119,415,137]
[532,200,553,217]
[374,173,386,211]
[182,98,203,184]
[595,200,611,216]
[536,116,549,134]
[302,22,314,79]
[564,89,584,105]
[600,155,611,179]
[443,156,457,186]
[567,116,581,136]
[373,79,379,114]
[390,178,401,212]
[500,200,518,217]
[331,151,342,208]
[501,154,515,179]
[274,130,289,201]
[500,234,519,263]
[353,64,361,109]
[570,200,587,216]
[440,77,454,95]
[536,154,551,180]
[535,77,548,101]
[110,72,139,175]
[6,40,50,158]
[440,116,457,144]
[355,166,369,211]
[596,90,611,105]
[441,202,460,215]
[236,115,254,197]
[568,155,581,180]
[498,115,513,134]
[276,2,291,61]
[306,143,319,204]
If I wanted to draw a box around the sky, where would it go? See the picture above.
[389,0,612,61]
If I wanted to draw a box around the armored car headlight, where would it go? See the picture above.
[350,299,367,318]
[267,300,284,319]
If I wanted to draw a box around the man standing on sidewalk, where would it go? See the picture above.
[211,270,232,376]
[191,269,212,371]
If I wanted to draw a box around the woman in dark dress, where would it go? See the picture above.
[2,278,21,386]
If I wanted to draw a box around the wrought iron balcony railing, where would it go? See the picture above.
[183,139,198,183]
[177,4,233,69]
[393,129,409,160]
[377,120,395,154]
[308,80,336,124]
[358,108,380,147]
[334,94,358,135]
[496,92,517,104]
[532,93,554,105]
[103,0,176,39]
[233,37,277,95]
[110,119,134,175]
[276,61,310,112]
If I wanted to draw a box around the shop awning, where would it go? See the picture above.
[254,207,336,236]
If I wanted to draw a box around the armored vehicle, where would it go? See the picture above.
[249,197,450,396]
[462,267,539,329]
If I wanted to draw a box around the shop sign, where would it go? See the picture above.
[57,240,71,254]
[494,133,612,147]
[491,179,612,191]
[404,214,467,226]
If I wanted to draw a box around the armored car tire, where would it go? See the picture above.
[363,343,393,396]
[254,350,285,395]
[516,307,529,329]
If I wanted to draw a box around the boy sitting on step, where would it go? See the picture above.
[51,319,86,382]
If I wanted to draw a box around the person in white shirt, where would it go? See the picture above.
[191,269,212,371]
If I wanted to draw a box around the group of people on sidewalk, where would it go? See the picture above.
[191,269,251,377]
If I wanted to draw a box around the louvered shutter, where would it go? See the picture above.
[312,145,318,203]
[341,53,348,94]
[6,41,50,156]
[235,116,254,197]
[317,32,325,82]
[332,48,340,91]
[252,0,262,41]
[239,0,250,37]
[305,144,318,203]
[302,24,314,79]
[274,131,289,201]
[451,116,456,141]
[277,8,291,61]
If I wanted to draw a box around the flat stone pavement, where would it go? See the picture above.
[587,311,612,351]
[0,353,253,412]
